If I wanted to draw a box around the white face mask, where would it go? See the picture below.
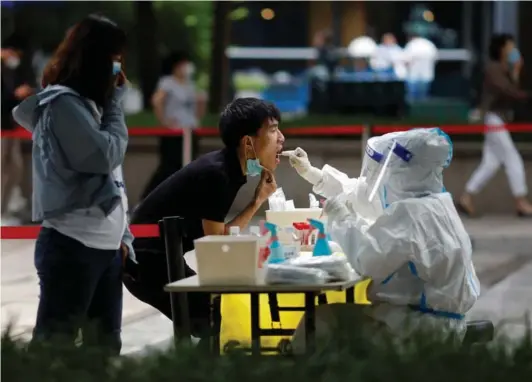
[4,56,20,69]
[185,63,195,78]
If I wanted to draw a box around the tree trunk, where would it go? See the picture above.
[208,1,231,114]
[135,1,159,110]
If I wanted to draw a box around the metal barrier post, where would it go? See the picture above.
[182,128,193,167]
[361,124,372,159]
[161,216,191,345]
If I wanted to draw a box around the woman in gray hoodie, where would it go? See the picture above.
[12,15,133,354]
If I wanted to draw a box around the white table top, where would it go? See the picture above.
[164,275,360,294]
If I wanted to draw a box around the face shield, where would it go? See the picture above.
[359,137,414,206]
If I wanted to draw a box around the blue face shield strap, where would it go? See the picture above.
[365,144,384,162]
[392,142,413,163]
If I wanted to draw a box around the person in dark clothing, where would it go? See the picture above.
[124,98,285,337]
[458,34,532,217]
[1,34,35,221]
[141,51,206,199]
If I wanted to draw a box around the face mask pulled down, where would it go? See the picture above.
[246,139,263,177]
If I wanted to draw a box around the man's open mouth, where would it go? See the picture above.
[276,148,283,164]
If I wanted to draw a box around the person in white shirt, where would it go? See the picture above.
[371,33,407,79]
[403,36,437,101]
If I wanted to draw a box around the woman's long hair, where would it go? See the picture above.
[42,14,126,107]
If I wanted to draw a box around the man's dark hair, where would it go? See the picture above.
[42,14,126,107]
[489,33,514,61]
[161,50,190,76]
[219,98,281,149]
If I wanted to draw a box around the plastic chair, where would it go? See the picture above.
[160,216,221,352]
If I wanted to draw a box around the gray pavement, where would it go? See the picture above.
[1,216,531,354]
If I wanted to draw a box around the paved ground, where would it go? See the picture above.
[1,216,531,354]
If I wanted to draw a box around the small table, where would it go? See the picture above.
[164,276,360,355]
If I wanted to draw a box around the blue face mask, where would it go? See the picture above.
[246,139,263,177]
[508,48,521,66]
[246,158,262,177]
[112,61,122,75]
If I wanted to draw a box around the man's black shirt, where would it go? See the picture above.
[132,148,247,253]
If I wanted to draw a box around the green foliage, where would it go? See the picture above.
[3,324,532,382]
[153,1,213,74]
[8,1,213,81]
[125,111,472,129]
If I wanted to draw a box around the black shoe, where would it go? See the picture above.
[517,210,532,218]
[456,202,476,218]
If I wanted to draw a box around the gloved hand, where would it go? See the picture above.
[323,196,350,221]
[281,147,323,186]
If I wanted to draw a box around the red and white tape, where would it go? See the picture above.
[0,224,159,240]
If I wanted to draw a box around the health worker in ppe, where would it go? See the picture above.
[281,137,394,222]
[324,128,480,339]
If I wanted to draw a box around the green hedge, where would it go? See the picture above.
[125,112,473,129]
[3,325,532,382]
[125,112,532,143]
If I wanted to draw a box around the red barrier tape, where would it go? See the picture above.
[0,224,159,240]
[2,123,532,140]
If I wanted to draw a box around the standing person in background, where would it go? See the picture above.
[12,14,134,354]
[372,33,406,79]
[459,34,532,217]
[403,36,437,101]
[141,51,206,199]
[1,34,35,225]
[314,30,338,77]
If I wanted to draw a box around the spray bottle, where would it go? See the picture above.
[308,218,332,257]
[264,222,285,264]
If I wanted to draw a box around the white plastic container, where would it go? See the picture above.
[194,235,261,285]
[265,208,323,228]
[266,208,325,243]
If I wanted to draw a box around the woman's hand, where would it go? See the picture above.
[121,242,129,266]
[116,70,128,87]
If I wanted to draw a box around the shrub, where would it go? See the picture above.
[2,324,532,382]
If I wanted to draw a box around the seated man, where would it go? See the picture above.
[288,128,480,351]
[124,98,285,336]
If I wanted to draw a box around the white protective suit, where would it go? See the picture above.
[324,128,480,338]
[281,136,393,222]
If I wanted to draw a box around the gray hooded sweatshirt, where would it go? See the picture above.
[12,85,135,258]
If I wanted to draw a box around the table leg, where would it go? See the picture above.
[345,286,355,303]
[250,293,261,356]
[304,292,316,354]
[210,294,221,356]
[170,292,191,345]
